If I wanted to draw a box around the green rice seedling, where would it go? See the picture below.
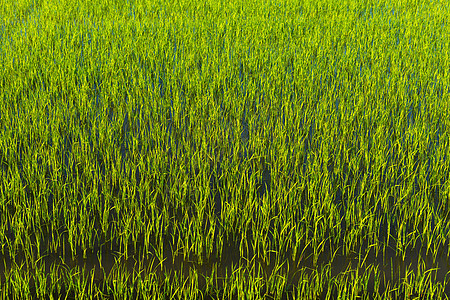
[241,117,250,146]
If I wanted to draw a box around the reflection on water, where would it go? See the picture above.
[1,221,450,298]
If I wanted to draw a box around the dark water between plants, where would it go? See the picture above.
[1,221,450,298]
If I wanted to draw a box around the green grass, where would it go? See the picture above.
[0,0,449,298]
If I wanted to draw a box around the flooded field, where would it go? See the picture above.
[1,0,449,298]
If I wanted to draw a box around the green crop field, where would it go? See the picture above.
[0,0,449,298]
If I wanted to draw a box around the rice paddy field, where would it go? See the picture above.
[0,0,449,298]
